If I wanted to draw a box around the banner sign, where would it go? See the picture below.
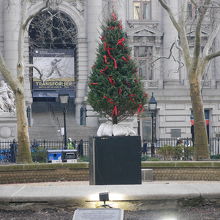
[32,49,75,91]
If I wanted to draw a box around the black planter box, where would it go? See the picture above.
[89,136,141,185]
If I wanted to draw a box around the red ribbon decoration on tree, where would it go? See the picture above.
[128,94,137,104]
[112,12,117,21]
[103,43,117,69]
[121,56,128,62]
[118,88,122,95]
[108,76,116,85]
[100,36,105,41]
[117,38,125,46]
[89,83,98,85]
[108,26,115,30]
[137,104,144,113]
[113,58,118,69]
[100,66,108,74]
[118,21,123,30]
[103,55,109,64]
[112,105,119,116]
[103,96,114,104]
[106,47,114,56]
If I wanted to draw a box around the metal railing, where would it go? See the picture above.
[145,138,220,158]
[0,140,89,164]
[1,138,220,163]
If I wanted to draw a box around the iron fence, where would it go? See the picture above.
[145,138,220,158]
[1,138,220,163]
[0,140,89,164]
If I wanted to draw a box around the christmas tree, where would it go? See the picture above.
[88,12,147,125]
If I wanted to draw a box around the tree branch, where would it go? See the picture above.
[191,0,211,72]
[22,0,50,30]
[26,64,43,81]
[205,51,220,61]
[0,54,19,92]
[203,19,220,56]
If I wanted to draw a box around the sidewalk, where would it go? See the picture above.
[1,181,220,204]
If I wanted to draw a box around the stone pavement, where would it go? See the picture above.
[1,181,220,208]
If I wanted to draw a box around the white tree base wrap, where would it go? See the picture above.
[97,122,136,137]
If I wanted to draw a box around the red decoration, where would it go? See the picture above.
[121,56,128,62]
[100,66,108,74]
[118,88,122,95]
[103,96,114,104]
[129,94,136,104]
[100,36,105,41]
[112,105,119,116]
[105,47,117,69]
[117,38,125,46]
[107,48,114,57]
[103,55,109,64]
[113,58,118,69]
[104,42,108,51]
[108,26,115,30]
[112,12,117,21]
[108,76,116,85]
[89,83,98,85]
[118,21,123,30]
[129,94,136,97]
[137,104,144,113]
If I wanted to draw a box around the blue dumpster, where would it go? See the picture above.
[47,150,62,163]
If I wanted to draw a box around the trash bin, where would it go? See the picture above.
[62,149,78,163]
[47,150,62,163]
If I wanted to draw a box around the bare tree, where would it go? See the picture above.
[0,0,53,163]
[158,0,220,160]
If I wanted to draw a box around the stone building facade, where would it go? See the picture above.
[0,0,219,141]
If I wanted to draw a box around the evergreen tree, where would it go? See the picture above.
[88,12,147,125]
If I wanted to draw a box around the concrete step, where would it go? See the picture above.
[29,111,97,141]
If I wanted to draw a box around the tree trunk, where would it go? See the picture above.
[189,77,209,160]
[112,116,118,125]
[15,90,32,163]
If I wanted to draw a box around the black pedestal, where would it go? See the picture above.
[89,136,141,185]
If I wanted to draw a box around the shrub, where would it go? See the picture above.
[211,154,220,160]
[157,145,194,161]
[78,156,89,162]
[183,146,194,160]
[157,145,175,160]
[31,146,47,163]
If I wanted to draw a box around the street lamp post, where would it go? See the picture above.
[148,93,157,157]
[59,94,69,149]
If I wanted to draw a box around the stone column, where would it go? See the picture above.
[87,0,102,69]
[0,0,3,55]
[161,0,179,80]
[3,0,21,76]
[214,28,220,81]
[75,38,88,125]
[86,0,103,127]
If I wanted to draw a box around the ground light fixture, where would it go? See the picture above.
[99,192,112,208]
